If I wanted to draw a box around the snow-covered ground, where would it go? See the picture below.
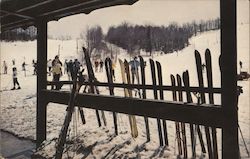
[0,23,249,158]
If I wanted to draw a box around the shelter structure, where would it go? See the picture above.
[0,0,239,158]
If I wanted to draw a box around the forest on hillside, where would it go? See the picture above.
[0,18,220,56]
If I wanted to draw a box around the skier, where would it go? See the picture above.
[67,59,74,80]
[112,60,116,81]
[22,61,27,77]
[12,59,15,65]
[99,59,104,72]
[129,56,140,84]
[239,61,243,72]
[47,59,52,76]
[73,59,81,79]
[2,61,8,74]
[64,59,68,74]
[22,62,26,71]
[51,55,62,90]
[32,59,37,75]
[11,67,21,90]
[239,61,243,68]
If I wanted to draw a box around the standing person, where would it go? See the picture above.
[99,59,104,72]
[11,67,21,90]
[68,59,74,80]
[239,61,243,72]
[64,59,68,75]
[129,56,140,84]
[51,55,62,90]
[32,59,37,75]
[22,61,27,77]
[12,59,15,65]
[2,61,8,74]
[47,59,52,76]
[73,59,81,80]
[112,60,116,81]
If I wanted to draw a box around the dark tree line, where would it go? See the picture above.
[1,26,37,41]
[106,18,220,54]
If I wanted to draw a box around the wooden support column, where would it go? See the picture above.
[36,19,48,147]
[220,0,239,158]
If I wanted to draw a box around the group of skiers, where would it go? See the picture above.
[94,59,104,72]
[48,56,86,90]
[2,55,143,91]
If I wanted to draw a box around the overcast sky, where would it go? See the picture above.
[48,0,249,39]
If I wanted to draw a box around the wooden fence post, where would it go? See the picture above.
[36,19,48,147]
[220,0,239,158]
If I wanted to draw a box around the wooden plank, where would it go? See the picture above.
[42,90,224,128]
[220,0,239,158]
[47,81,222,94]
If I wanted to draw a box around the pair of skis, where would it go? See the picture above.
[119,59,138,138]
[149,59,168,146]
[55,80,82,159]
[195,49,218,159]
[105,57,118,135]
[171,71,206,158]
[138,56,150,142]
[83,47,107,127]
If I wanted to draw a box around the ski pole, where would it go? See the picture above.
[238,124,250,157]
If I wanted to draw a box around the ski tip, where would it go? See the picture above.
[170,74,175,79]
[205,49,211,58]
[182,70,189,79]
[176,74,181,78]
[194,50,200,56]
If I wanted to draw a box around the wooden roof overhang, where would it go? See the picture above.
[0,0,138,32]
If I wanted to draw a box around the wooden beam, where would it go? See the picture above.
[47,81,222,94]
[36,19,48,147]
[220,0,239,158]
[42,90,224,128]
[0,10,35,20]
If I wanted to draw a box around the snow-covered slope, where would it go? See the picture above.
[0,23,249,158]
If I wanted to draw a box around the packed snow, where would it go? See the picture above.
[0,23,249,159]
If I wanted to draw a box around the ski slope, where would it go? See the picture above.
[0,23,249,158]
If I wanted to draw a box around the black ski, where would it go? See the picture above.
[83,47,104,127]
[139,56,150,142]
[205,49,218,159]
[195,50,213,159]
[156,61,168,146]
[170,74,182,156]
[176,74,188,158]
[105,57,118,135]
[149,59,164,146]
[55,80,81,159]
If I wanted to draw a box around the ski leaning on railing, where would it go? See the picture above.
[139,56,150,142]
[182,70,206,158]
[195,49,218,159]
[105,57,118,135]
[83,47,106,127]
[156,61,169,146]
[149,59,165,146]
[55,80,82,159]
[119,59,138,138]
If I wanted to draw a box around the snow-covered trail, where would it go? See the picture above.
[0,23,249,158]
